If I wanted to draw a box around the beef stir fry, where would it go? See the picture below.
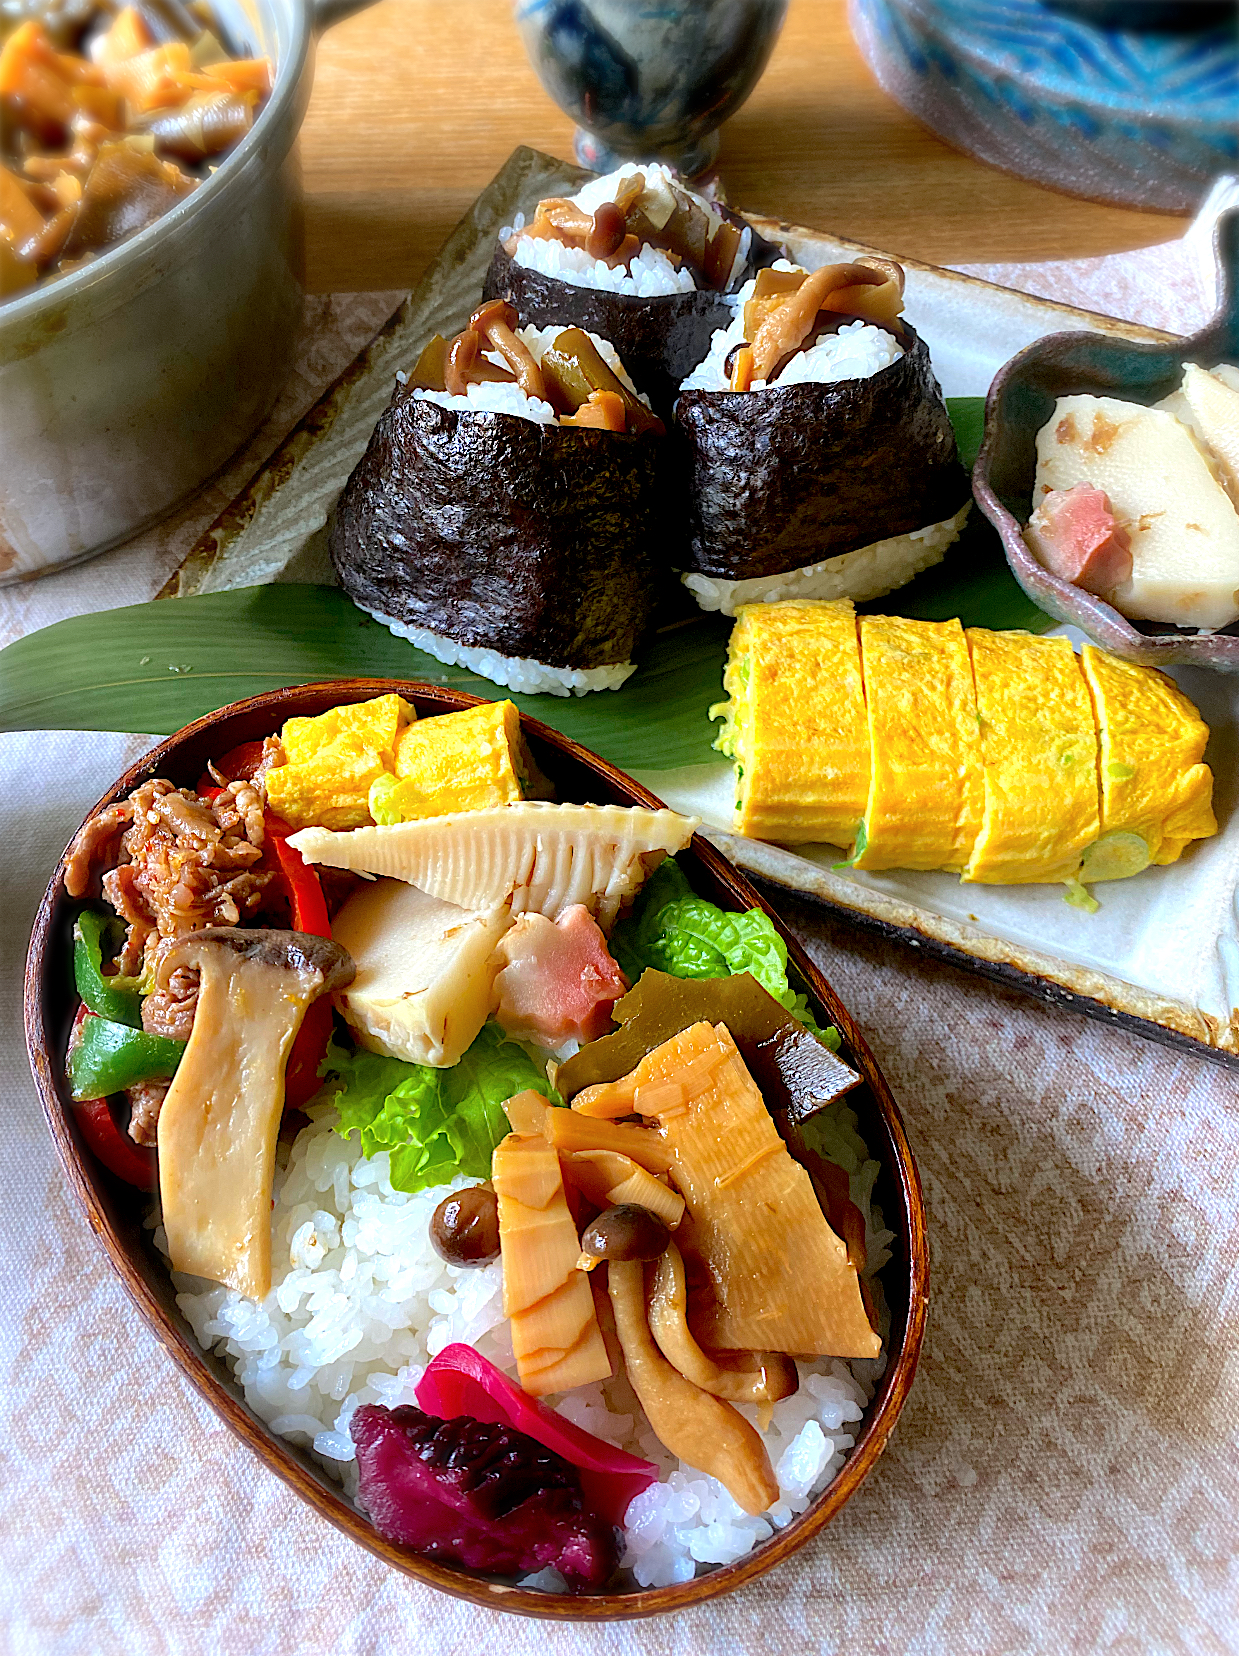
[0,0,272,298]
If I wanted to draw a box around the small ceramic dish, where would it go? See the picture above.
[973,208,1239,673]
[24,680,927,1620]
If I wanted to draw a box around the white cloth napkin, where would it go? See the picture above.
[4,192,1239,1656]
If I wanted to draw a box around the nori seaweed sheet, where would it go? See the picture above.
[329,387,667,670]
[675,326,972,581]
[482,216,779,419]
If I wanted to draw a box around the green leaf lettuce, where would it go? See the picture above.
[610,856,840,1048]
[323,1022,558,1194]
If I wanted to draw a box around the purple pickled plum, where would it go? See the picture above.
[349,1403,619,1586]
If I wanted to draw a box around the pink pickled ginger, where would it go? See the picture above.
[415,1344,656,1525]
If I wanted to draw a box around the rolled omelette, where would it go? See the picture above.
[710,598,1217,889]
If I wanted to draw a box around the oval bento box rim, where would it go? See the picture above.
[24,679,928,1621]
[0,0,312,335]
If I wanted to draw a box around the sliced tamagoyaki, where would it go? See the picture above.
[852,613,982,872]
[711,600,1217,890]
[368,699,551,824]
[288,801,699,931]
[710,597,870,848]
[1080,643,1216,877]
[265,693,414,830]
[963,630,1099,886]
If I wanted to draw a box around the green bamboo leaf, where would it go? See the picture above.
[0,398,1049,760]
[0,584,732,770]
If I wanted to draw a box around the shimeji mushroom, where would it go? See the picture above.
[156,928,354,1300]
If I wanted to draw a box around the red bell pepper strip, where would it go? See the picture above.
[266,811,333,1107]
[267,813,331,936]
[415,1344,657,1525]
[75,1096,159,1189]
[196,739,270,793]
[67,1005,158,1189]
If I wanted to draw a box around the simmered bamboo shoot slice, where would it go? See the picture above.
[491,1133,611,1396]
[560,1149,686,1229]
[621,1022,880,1359]
[287,802,699,931]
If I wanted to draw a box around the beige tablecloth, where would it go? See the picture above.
[3,205,1238,1656]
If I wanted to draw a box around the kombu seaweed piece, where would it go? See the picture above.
[482,213,778,420]
[675,325,971,581]
[329,387,667,670]
[556,968,860,1130]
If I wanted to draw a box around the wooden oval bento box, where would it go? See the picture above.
[24,679,928,1620]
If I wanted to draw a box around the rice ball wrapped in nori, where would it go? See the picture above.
[329,304,668,697]
[676,260,972,615]
[483,163,779,418]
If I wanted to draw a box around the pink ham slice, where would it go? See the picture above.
[491,904,628,1049]
[1024,482,1133,598]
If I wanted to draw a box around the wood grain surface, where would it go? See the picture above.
[299,0,1186,296]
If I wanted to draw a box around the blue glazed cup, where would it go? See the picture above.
[514,0,788,177]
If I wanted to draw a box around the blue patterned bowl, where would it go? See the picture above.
[514,0,788,177]
[849,0,1238,211]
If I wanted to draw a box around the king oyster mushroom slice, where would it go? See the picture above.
[286,802,699,932]
[645,1241,798,1405]
[607,1258,779,1517]
[156,928,355,1300]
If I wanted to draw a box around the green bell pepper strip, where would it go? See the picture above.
[67,1012,184,1103]
[73,910,143,1028]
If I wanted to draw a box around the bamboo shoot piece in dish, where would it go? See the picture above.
[1030,393,1239,630]
[491,1133,612,1396]
[329,877,512,1067]
[503,1087,676,1175]
[609,1021,881,1359]
[559,1150,686,1231]
[157,928,355,1299]
[287,802,699,932]
[646,1243,798,1405]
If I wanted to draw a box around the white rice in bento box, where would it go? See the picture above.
[356,602,637,698]
[683,502,973,616]
[678,264,904,395]
[159,1096,893,1592]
